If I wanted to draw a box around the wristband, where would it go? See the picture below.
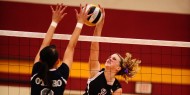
[76,22,83,29]
[50,21,58,27]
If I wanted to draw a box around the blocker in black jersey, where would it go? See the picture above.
[84,69,121,95]
[30,3,91,95]
[31,62,69,95]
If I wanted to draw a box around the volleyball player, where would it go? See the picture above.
[31,4,90,95]
[84,5,141,95]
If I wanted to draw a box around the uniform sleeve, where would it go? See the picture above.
[57,63,70,80]
[32,62,41,75]
[112,78,122,92]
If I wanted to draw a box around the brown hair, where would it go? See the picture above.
[116,53,141,83]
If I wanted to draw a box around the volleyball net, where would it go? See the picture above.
[0,29,190,95]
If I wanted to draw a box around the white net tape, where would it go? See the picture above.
[0,29,190,48]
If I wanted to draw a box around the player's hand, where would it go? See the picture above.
[96,5,105,31]
[75,4,92,24]
[50,3,67,23]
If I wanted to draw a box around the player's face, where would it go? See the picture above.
[105,54,121,69]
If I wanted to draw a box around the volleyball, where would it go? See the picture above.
[84,4,102,26]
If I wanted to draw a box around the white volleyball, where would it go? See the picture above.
[84,4,102,26]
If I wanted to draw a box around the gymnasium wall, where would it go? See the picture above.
[0,0,190,95]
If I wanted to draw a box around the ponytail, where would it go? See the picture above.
[39,62,52,95]
[39,45,58,94]
[39,62,52,87]
[117,53,141,83]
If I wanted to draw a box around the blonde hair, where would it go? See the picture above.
[117,52,141,83]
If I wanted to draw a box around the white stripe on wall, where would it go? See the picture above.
[1,0,190,14]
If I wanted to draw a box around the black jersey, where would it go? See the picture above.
[84,69,121,95]
[31,62,69,95]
